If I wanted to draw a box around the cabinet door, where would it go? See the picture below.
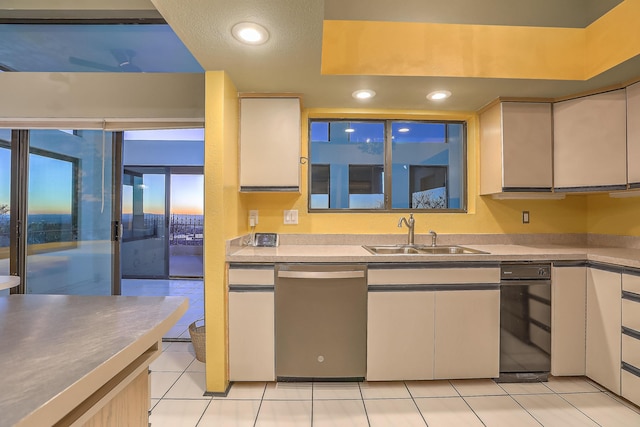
[628,82,640,186]
[586,268,621,393]
[239,97,301,191]
[367,291,435,381]
[501,102,553,191]
[229,291,275,381]
[479,102,552,194]
[434,289,500,379]
[551,266,586,376]
[554,90,627,191]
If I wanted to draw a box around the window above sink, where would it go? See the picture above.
[308,119,467,213]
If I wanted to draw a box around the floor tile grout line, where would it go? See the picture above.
[452,380,488,427]
[404,381,429,427]
[357,381,372,427]
[194,399,213,427]
[252,382,268,427]
[311,382,314,427]
[554,391,607,427]
[506,393,549,427]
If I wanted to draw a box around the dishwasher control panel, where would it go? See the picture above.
[501,263,551,280]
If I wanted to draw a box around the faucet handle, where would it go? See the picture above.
[429,230,438,247]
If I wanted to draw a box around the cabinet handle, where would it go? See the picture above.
[277,270,365,280]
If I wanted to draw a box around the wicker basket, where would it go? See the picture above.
[189,319,206,362]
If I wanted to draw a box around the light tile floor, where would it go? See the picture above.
[121,279,204,340]
[150,342,640,427]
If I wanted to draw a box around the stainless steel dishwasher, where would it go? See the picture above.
[499,262,552,382]
[275,264,367,381]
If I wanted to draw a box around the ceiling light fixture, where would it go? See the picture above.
[352,89,376,100]
[345,128,355,133]
[426,90,452,101]
[231,22,270,45]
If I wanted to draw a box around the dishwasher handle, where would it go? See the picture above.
[277,270,365,280]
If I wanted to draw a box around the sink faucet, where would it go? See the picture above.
[398,213,415,245]
[429,230,438,247]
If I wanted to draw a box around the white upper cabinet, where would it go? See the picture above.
[554,89,627,192]
[480,101,553,195]
[239,97,301,192]
[627,82,640,187]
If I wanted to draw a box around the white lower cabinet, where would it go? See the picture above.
[228,291,275,381]
[551,265,586,376]
[586,267,621,394]
[367,291,435,381]
[228,265,275,381]
[366,264,500,381]
[434,289,500,379]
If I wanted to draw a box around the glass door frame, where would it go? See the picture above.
[120,165,203,279]
[6,129,123,295]
[9,130,28,294]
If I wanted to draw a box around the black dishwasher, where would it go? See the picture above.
[499,262,552,382]
[275,264,367,381]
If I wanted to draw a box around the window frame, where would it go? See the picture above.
[307,118,467,213]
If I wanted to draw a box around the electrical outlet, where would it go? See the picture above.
[522,211,530,224]
[249,210,258,227]
[284,209,298,224]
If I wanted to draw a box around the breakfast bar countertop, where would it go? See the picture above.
[0,294,188,427]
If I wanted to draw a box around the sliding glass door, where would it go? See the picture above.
[169,172,203,277]
[24,130,116,294]
[0,129,120,295]
[122,167,168,278]
[121,167,203,279]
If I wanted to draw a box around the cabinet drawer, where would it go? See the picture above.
[622,369,640,407]
[229,268,275,285]
[623,334,640,368]
[368,268,499,285]
[622,298,640,331]
[623,274,640,294]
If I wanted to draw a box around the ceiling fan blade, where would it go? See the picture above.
[69,56,120,72]
[110,48,142,72]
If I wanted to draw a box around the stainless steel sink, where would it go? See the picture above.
[363,245,488,255]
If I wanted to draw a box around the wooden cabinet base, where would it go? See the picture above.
[53,347,156,427]
[81,370,148,427]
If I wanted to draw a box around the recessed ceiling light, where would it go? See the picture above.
[231,22,270,45]
[345,128,355,133]
[352,89,376,100]
[426,90,451,101]
[398,127,410,133]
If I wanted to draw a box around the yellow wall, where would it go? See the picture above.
[241,108,589,237]
[587,194,640,236]
[321,0,640,81]
[203,71,246,393]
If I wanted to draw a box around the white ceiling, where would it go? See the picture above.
[1,0,637,111]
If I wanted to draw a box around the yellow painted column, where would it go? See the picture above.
[203,71,240,393]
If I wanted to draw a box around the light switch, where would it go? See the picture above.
[284,210,298,224]
[522,211,530,224]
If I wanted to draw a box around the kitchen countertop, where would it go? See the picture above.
[0,294,188,427]
[227,243,640,269]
